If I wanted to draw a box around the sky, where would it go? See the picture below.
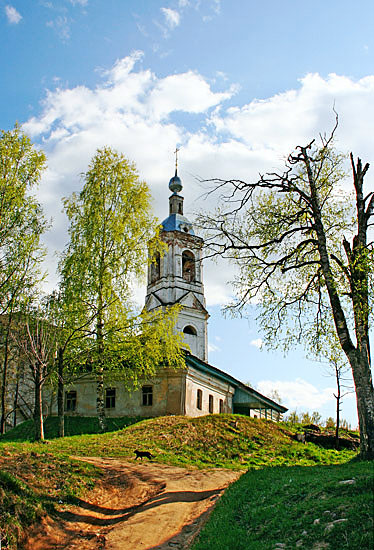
[1,0,374,427]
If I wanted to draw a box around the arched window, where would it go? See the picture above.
[183,325,197,336]
[150,252,161,283]
[182,250,195,282]
[197,389,202,410]
[209,394,214,414]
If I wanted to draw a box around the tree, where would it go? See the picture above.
[328,354,353,448]
[0,125,47,433]
[285,411,300,425]
[199,124,374,458]
[59,148,184,431]
[311,411,322,425]
[12,304,58,440]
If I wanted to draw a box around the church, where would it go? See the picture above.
[57,163,287,422]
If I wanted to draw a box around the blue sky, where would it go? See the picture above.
[2,0,374,426]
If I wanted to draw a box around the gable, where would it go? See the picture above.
[145,293,163,310]
[178,291,208,313]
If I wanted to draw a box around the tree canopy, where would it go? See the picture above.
[59,147,184,430]
[0,125,48,434]
[199,127,374,458]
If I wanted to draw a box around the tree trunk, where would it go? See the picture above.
[0,313,13,434]
[349,350,374,459]
[335,390,340,451]
[34,364,44,441]
[13,380,19,428]
[57,347,64,438]
[96,373,106,432]
[95,306,106,433]
[0,346,9,434]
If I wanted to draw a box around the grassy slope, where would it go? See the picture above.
[0,415,363,549]
[192,461,373,550]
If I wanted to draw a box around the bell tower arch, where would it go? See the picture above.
[145,158,209,361]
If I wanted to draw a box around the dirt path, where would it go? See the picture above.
[25,457,241,550]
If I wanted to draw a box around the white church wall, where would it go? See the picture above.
[184,366,235,417]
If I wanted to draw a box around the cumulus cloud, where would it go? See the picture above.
[22,53,374,298]
[257,379,336,410]
[5,5,22,24]
[210,72,374,162]
[69,0,88,5]
[161,7,180,29]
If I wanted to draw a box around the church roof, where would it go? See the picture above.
[185,352,288,413]
[161,212,195,234]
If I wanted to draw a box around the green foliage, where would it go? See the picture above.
[192,461,373,550]
[57,148,184,428]
[0,124,48,312]
[199,135,374,458]
[326,416,336,428]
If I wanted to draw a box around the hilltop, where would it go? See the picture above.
[0,415,363,549]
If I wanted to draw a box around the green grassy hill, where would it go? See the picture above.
[0,415,367,549]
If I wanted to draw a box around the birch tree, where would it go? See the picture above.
[0,125,47,433]
[59,147,183,431]
[199,127,374,459]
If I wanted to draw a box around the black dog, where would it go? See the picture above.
[134,449,153,460]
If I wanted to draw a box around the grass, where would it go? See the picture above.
[0,414,364,549]
[192,460,374,550]
[0,415,143,441]
[0,448,98,549]
[5,414,354,469]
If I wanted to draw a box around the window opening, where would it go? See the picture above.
[197,389,202,410]
[142,385,153,406]
[182,251,195,282]
[105,388,116,409]
[183,325,197,336]
[219,399,224,414]
[65,390,77,412]
[150,252,161,283]
[209,394,214,414]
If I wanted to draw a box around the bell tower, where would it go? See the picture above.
[145,157,209,361]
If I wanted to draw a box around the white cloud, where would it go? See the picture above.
[46,16,71,41]
[5,5,22,24]
[250,338,263,349]
[161,7,180,29]
[208,342,220,353]
[69,0,88,6]
[21,54,374,300]
[257,379,336,410]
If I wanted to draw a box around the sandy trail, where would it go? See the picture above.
[25,457,241,550]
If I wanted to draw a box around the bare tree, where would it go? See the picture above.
[13,309,58,440]
[198,123,374,458]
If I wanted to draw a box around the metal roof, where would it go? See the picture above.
[161,213,195,235]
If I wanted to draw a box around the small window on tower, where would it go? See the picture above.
[182,251,195,282]
[183,325,197,336]
[150,252,161,283]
